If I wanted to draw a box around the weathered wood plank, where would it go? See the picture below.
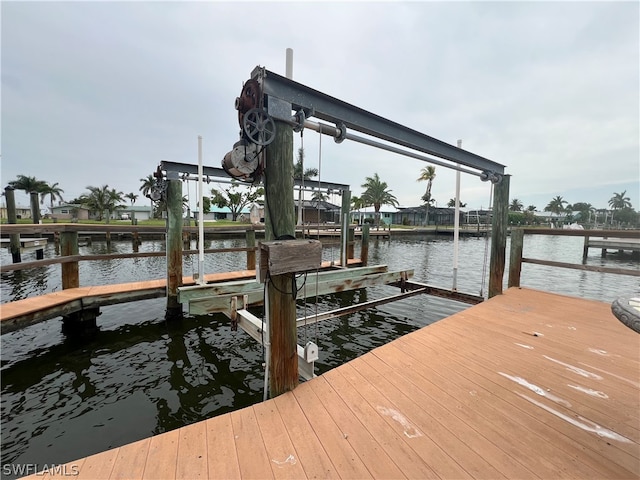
[272,393,340,479]
[141,429,179,480]
[187,269,413,315]
[205,412,241,480]
[175,420,208,479]
[253,401,307,479]
[108,438,151,480]
[230,408,274,479]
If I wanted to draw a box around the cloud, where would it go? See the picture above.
[2,1,638,212]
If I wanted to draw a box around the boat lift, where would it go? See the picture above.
[161,65,509,395]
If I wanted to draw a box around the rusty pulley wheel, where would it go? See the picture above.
[243,108,276,146]
[235,79,261,129]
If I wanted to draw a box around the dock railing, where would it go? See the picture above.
[508,228,640,289]
[0,224,260,288]
[1,223,365,290]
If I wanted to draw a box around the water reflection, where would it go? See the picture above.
[1,234,637,473]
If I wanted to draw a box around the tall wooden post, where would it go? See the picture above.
[361,223,370,266]
[488,175,510,298]
[508,227,523,288]
[340,190,351,267]
[30,191,40,224]
[166,173,184,319]
[60,231,79,289]
[4,186,21,263]
[265,119,297,397]
[246,228,256,270]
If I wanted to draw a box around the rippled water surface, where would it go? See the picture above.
[1,233,637,472]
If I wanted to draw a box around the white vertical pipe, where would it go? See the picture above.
[286,48,293,79]
[197,135,205,285]
[453,139,462,291]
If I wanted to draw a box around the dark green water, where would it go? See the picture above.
[1,234,635,473]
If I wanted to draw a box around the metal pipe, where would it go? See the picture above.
[197,135,205,285]
[301,118,484,178]
[453,139,462,291]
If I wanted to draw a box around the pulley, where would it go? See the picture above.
[242,108,276,146]
[221,139,261,182]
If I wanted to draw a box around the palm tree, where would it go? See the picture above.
[8,175,48,222]
[351,195,366,210]
[544,195,568,215]
[526,205,537,212]
[609,190,632,223]
[39,182,65,212]
[417,166,436,225]
[310,190,328,203]
[510,198,523,212]
[107,188,125,222]
[125,192,138,205]
[293,148,319,225]
[140,175,156,218]
[447,198,467,208]
[360,173,399,227]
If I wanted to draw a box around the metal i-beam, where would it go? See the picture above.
[253,67,505,176]
[160,160,230,179]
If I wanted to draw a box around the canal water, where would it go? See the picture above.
[1,233,637,472]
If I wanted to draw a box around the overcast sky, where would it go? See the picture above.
[2,1,638,213]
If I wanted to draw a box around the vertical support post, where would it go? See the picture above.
[265,119,297,397]
[361,223,370,266]
[4,186,21,263]
[166,174,184,319]
[347,226,355,260]
[246,228,256,270]
[339,190,351,267]
[30,191,40,224]
[508,228,524,288]
[582,235,589,264]
[488,174,510,298]
[60,231,79,289]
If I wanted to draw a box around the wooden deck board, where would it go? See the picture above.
[205,412,241,480]
[18,288,640,479]
[141,428,179,480]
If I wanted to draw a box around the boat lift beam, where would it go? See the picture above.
[253,67,506,179]
[159,160,350,192]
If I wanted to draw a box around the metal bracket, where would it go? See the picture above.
[334,122,347,143]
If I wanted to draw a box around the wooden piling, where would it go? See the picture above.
[4,186,21,263]
[488,174,510,298]
[30,191,40,224]
[361,224,370,266]
[60,231,79,289]
[582,235,589,263]
[508,227,523,288]
[166,175,184,318]
[340,190,351,267]
[246,228,256,270]
[264,119,298,397]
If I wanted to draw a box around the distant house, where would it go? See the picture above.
[51,204,90,221]
[394,206,426,226]
[296,200,341,224]
[207,205,252,221]
[115,205,152,221]
[0,204,32,220]
[351,205,399,226]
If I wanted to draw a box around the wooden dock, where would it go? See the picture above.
[21,288,640,479]
[585,236,640,256]
[0,260,363,333]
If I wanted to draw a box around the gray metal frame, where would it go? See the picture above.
[252,67,505,176]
